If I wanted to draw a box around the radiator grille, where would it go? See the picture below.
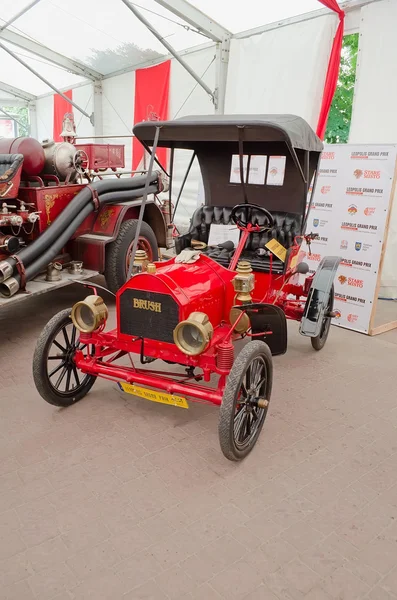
[119,289,179,343]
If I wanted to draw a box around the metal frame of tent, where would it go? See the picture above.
[0,0,385,137]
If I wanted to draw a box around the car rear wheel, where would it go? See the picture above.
[311,285,334,351]
[218,341,273,461]
[33,308,97,407]
[104,219,158,293]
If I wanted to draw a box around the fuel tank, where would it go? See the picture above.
[0,136,45,176]
[116,254,235,344]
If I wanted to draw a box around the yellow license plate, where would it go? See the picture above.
[118,382,189,409]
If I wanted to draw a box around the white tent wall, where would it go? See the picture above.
[73,85,94,141]
[224,14,337,128]
[36,95,53,142]
[101,46,216,227]
[167,46,216,227]
[35,83,94,142]
[102,72,135,170]
[349,0,397,299]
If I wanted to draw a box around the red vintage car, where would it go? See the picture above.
[33,115,340,460]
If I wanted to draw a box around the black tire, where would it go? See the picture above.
[218,341,273,461]
[311,285,334,351]
[104,219,158,293]
[33,308,97,407]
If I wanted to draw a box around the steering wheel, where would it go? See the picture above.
[230,203,274,230]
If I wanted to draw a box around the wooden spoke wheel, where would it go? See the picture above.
[218,341,273,461]
[33,308,97,407]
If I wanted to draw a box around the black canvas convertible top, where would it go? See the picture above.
[133,114,323,153]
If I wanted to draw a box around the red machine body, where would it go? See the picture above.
[74,144,125,171]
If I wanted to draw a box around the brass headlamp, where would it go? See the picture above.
[173,312,213,356]
[71,295,108,333]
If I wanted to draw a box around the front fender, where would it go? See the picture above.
[69,200,167,272]
[300,256,341,338]
[91,200,166,247]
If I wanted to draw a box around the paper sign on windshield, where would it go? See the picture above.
[265,239,287,262]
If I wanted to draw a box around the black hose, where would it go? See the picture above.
[0,185,159,295]
[2,173,160,274]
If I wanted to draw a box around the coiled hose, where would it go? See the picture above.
[0,174,160,296]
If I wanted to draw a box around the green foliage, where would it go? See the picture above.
[2,105,29,136]
[325,33,359,144]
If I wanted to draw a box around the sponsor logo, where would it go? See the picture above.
[348,277,364,288]
[313,218,319,227]
[322,151,335,160]
[348,205,358,215]
[313,202,333,211]
[346,187,363,195]
[364,207,376,216]
[321,185,331,195]
[347,313,359,323]
[133,298,162,312]
[340,240,348,250]
[346,187,383,196]
[351,152,369,160]
[309,253,322,262]
[364,170,381,179]
[351,151,389,159]
[333,310,342,319]
[335,292,366,305]
[355,242,362,251]
[338,275,347,285]
[340,258,372,270]
[341,222,357,230]
[319,168,338,176]
[354,169,380,179]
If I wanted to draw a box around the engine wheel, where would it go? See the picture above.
[32,308,97,407]
[311,285,334,351]
[104,219,158,293]
[218,341,273,461]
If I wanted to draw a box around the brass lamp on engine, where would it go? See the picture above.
[173,312,214,356]
[71,295,108,333]
[232,261,255,303]
[131,249,149,274]
[229,261,255,333]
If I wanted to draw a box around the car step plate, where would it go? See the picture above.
[118,382,189,409]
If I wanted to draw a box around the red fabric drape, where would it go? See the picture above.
[316,0,345,139]
[132,60,171,171]
[53,90,73,142]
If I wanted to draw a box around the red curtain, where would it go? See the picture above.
[132,60,171,171]
[53,90,73,142]
[316,0,345,139]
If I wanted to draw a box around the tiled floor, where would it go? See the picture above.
[1,283,397,599]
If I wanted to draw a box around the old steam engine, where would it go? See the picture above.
[0,116,170,299]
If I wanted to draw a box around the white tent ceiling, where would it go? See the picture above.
[0,0,324,98]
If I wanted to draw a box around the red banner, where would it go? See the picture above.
[53,90,73,142]
[316,0,345,139]
[132,60,171,171]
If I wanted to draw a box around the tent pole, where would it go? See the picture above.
[120,0,215,103]
[0,41,95,125]
[0,0,43,33]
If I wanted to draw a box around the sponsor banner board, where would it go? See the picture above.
[305,144,396,334]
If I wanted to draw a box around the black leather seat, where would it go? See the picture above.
[175,205,302,273]
[0,154,24,182]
